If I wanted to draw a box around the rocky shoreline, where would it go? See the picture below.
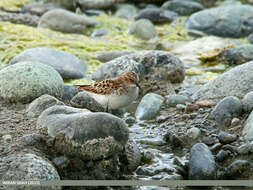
[1,0,253,190]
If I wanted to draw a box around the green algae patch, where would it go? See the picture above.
[0,21,134,75]
[156,17,191,42]
[0,0,36,11]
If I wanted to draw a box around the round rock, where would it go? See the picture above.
[166,94,192,107]
[136,8,178,24]
[135,93,164,120]
[115,4,137,19]
[210,96,242,127]
[38,8,98,33]
[189,143,216,180]
[0,62,64,103]
[26,94,64,117]
[161,0,203,16]
[0,152,60,190]
[70,91,104,112]
[219,45,253,65]
[128,19,157,40]
[218,132,237,144]
[186,5,253,37]
[9,47,88,80]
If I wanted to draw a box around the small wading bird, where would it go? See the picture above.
[75,71,141,112]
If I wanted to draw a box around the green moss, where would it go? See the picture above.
[0,0,36,11]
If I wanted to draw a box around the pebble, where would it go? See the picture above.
[216,150,229,162]
[164,131,184,148]
[135,93,164,120]
[218,132,237,144]
[128,19,157,40]
[2,134,12,142]
[210,143,222,152]
[187,127,201,140]
[242,110,253,141]
[210,96,242,127]
[136,8,178,24]
[125,116,136,125]
[222,160,251,179]
[166,94,192,107]
[189,143,216,180]
[231,118,241,127]
[185,103,199,112]
[61,85,79,102]
[90,28,110,38]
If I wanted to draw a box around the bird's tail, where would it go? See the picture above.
[74,84,91,90]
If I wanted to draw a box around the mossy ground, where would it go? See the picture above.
[0,13,191,84]
[0,0,36,11]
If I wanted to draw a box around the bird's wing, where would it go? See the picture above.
[75,78,127,95]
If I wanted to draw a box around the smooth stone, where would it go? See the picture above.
[231,118,241,127]
[26,94,64,117]
[189,143,216,179]
[38,9,98,33]
[52,156,69,169]
[242,91,253,112]
[192,61,253,101]
[136,8,178,24]
[216,150,229,162]
[70,91,104,112]
[202,136,215,146]
[186,5,253,37]
[0,61,64,103]
[84,9,105,16]
[0,152,60,189]
[92,50,185,83]
[242,110,253,141]
[128,19,157,40]
[187,127,201,140]
[9,47,88,80]
[96,51,134,63]
[90,28,110,38]
[166,94,192,107]
[218,132,237,144]
[23,133,43,146]
[2,134,12,142]
[125,116,136,125]
[21,2,61,16]
[61,85,79,102]
[37,105,129,159]
[219,45,253,65]
[210,96,242,127]
[115,4,137,19]
[135,93,164,120]
[161,0,203,16]
[222,160,250,179]
[76,0,117,10]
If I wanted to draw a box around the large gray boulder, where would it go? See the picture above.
[192,61,253,101]
[37,105,129,160]
[92,50,185,83]
[9,47,88,80]
[0,62,64,103]
[186,5,253,37]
